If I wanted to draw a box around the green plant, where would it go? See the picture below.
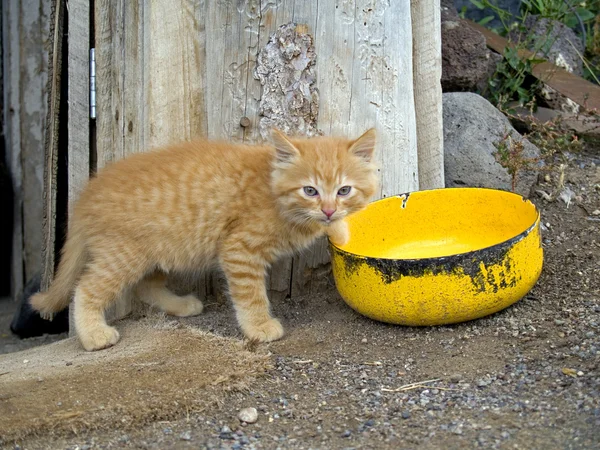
[487,47,546,110]
[492,110,584,192]
[493,131,540,192]
[470,0,600,95]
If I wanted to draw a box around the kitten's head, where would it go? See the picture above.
[270,128,379,227]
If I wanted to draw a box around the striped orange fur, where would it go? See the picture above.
[30,129,378,351]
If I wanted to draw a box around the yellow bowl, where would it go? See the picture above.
[330,188,543,326]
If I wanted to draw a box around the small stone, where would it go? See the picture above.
[238,407,259,424]
[591,209,600,216]
[361,338,368,343]
[23,360,29,364]
[449,374,462,383]
[66,362,73,366]
[341,430,352,438]
[476,378,491,387]
[401,410,411,419]
[219,426,233,439]
[179,431,192,441]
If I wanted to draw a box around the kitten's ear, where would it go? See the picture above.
[271,128,300,164]
[349,128,376,163]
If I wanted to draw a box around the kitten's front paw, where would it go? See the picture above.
[242,318,284,343]
[328,222,350,246]
[79,325,120,351]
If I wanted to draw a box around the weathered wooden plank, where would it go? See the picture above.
[377,1,419,197]
[205,0,258,141]
[68,0,90,217]
[40,0,65,292]
[412,0,444,189]
[4,0,50,296]
[144,0,207,147]
[144,0,210,300]
[252,4,318,301]
[95,0,210,317]
[289,0,420,296]
[67,0,90,334]
[94,0,128,320]
[95,0,125,170]
[20,0,49,284]
[4,0,24,299]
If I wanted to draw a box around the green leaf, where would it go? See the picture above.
[575,8,595,22]
[528,57,547,65]
[478,15,495,26]
[469,0,485,10]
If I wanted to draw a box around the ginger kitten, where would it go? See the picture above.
[31,129,379,351]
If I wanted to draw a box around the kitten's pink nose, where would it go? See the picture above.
[322,208,336,219]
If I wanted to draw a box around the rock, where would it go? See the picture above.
[509,16,585,113]
[508,105,600,140]
[443,92,541,196]
[238,407,259,424]
[449,373,463,383]
[441,0,501,92]
[219,426,233,439]
[179,431,192,441]
[509,16,584,77]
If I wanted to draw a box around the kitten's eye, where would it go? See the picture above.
[337,186,352,196]
[303,186,319,196]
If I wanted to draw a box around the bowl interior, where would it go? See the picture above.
[338,188,539,260]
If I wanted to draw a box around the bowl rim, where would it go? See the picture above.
[330,187,541,263]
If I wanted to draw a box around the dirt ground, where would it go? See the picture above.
[1,152,599,450]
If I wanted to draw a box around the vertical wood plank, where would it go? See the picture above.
[4,0,51,296]
[67,0,90,334]
[95,0,125,170]
[40,0,65,292]
[143,0,209,301]
[291,0,420,296]
[144,0,207,148]
[68,0,90,216]
[21,0,49,284]
[4,0,24,299]
[95,0,129,320]
[411,0,444,190]
[96,0,210,317]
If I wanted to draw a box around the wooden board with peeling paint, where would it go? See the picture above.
[4,0,50,298]
[91,0,420,318]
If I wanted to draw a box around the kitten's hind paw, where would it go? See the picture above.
[242,318,284,343]
[79,325,120,351]
[172,295,204,317]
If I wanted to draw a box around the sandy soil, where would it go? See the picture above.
[1,152,598,450]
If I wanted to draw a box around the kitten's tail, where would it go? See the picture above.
[30,224,87,318]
